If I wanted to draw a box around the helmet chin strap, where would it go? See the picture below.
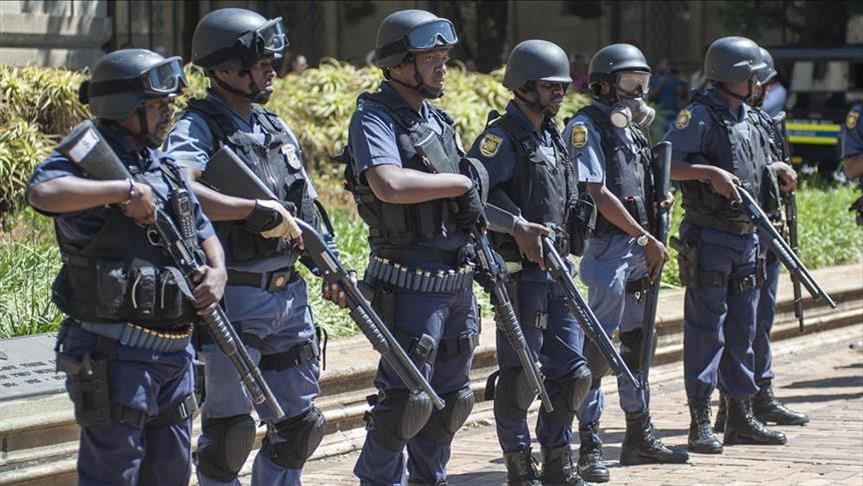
[389,56,444,99]
[107,107,162,149]
[213,69,272,104]
[515,87,557,117]
[717,79,754,103]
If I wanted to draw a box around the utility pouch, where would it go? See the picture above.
[94,260,128,317]
[568,195,597,257]
[669,236,698,287]
[58,351,112,428]
[129,264,157,319]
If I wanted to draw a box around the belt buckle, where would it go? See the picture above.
[267,269,292,292]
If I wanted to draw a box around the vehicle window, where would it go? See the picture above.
[790,61,849,92]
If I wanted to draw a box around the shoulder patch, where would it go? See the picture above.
[571,124,588,148]
[479,133,503,157]
[847,110,859,129]
[675,109,692,129]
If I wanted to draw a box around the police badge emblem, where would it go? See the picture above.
[676,109,692,129]
[282,144,302,169]
[479,133,503,157]
[847,110,859,130]
[571,124,588,148]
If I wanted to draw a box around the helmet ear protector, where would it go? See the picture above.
[80,56,187,105]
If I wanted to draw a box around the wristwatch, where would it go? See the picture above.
[636,233,650,247]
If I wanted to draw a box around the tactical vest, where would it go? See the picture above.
[52,157,197,328]
[752,107,782,217]
[486,111,576,261]
[185,97,317,265]
[341,88,463,248]
[577,105,652,236]
[680,91,767,222]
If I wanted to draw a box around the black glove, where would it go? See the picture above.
[245,200,283,233]
[454,184,487,230]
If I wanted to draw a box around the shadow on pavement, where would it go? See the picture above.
[448,470,506,485]
[785,375,863,389]
[778,392,863,404]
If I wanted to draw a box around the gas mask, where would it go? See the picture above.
[610,97,655,128]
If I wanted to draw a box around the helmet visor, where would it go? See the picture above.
[616,72,651,96]
[405,19,458,51]
[257,17,287,55]
[144,56,187,95]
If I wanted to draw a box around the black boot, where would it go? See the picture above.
[753,380,809,426]
[724,397,787,445]
[503,447,542,486]
[540,445,588,486]
[714,393,727,433]
[577,422,609,483]
[687,397,723,454]
[619,410,690,465]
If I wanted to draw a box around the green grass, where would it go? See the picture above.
[1,184,860,338]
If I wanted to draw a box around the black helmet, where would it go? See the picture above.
[502,40,572,90]
[588,43,651,86]
[704,36,766,83]
[192,8,287,70]
[81,49,186,119]
[374,9,458,68]
[756,47,777,84]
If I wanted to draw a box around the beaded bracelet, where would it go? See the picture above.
[120,178,137,206]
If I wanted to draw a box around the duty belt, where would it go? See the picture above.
[78,321,193,353]
[364,256,475,293]
[684,211,756,235]
[227,266,296,292]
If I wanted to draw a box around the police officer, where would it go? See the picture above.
[468,39,591,486]
[714,46,807,433]
[841,102,863,225]
[561,43,689,482]
[28,49,225,485]
[343,9,483,485]
[164,8,342,485]
[661,36,795,453]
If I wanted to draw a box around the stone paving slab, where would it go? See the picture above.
[302,327,863,485]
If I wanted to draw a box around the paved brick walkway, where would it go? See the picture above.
[302,328,863,485]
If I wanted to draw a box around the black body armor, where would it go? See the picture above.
[680,91,768,223]
[577,105,653,236]
[341,87,464,249]
[52,152,197,328]
[485,111,577,261]
[185,97,317,265]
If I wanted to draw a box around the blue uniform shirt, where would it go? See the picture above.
[347,81,467,253]
[467,100,557,189]
[842,103,863,159]
[28,124,213,248]
[660,89,754,163]
[163,90,318,272]
[563,100,641,184]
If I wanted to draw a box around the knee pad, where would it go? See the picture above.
[492,367,536,422]
[196,414,257,482]
[369,389,434,452]
[417,386,475,444]
[618,329,643,374]
[545,364,592,424]
[261,406,327,469]
[584,340,612,380]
